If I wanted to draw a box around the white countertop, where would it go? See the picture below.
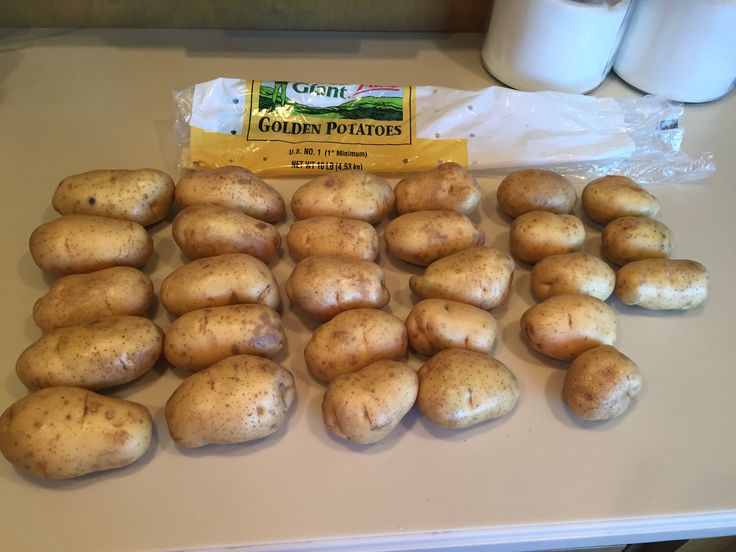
[0,29,735,552]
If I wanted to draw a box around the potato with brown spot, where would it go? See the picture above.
[286,216,379,261]
[615,258,709,310]
[394,162,482,215]
[509,210,585,264]
[497,169,576,218]
[530,253,615,301]
[601,216,674,266]
[582,175,660,224]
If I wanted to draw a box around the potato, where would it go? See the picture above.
[615,258,709,310]
[509,210,585,264]
[52,169,175,226]
[163,304,284,371]
[16,316,163,391]
[384,210,485,266]
[496,169,576,218]
[394,162,481,215]
[582,175,660,224]
[305,309,407,382]
[409,246,515,310]
[417,349,518,429]
[530,253,615,301]
[286,216,378,261]
[29,214,153,276]
[0,386,152,479]
[291,170,394,224]
[285,256,390,321]
[175,166,285,223]
[601,216,674,266]
[322,360,418,445]
[405,299,498,355]
[563,345,643,421]
[165,354,295,448]
[33,266,153,331]
[160,253,279,316]
[520,294,617,361]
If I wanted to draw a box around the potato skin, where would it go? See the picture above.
[16,316,163,390]
[601,216,674,266]
[286,216,379,261]
[563,345,643,421]
[29,214,153,276]
[165,355,295,448]
[0,386,152,479]
[530,253,615,301]
[33,266,153,331]
[582,175,660,224]
[291,170,394,224]
[175,166,285,223]
[410,246,515,310]
[509,210,585,264]
[160,253,280,316]
[417,349,518,429]
[394,162,481,215]
[405,299,498,355]
[384,210,485,266]
[497,169,576,218]
[285,256,390,321]
[52,169,175,226]
[520,294,617,361]
[615,259,709,310]
[305,309,407,382]
[322,360,418,445]
[163,304,284,371]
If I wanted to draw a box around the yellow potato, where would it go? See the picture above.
[417,349,518,429]
[16,316,163,391]
[601,216,674,266]
[33,266,154,331]
[291,170,395,224]
[409,246,515,310]
[394,162,482,215]
[520,294,617,361]
[160,253,280,316]
[29,214,153,276]
[563,345,643,421]
[163,304,284,371]
[509,210,585,264]
[582,175,660,224]
[0,386,152,479]
[615,258,709,310]
[322,360,418,445]
[384,210,485,266]
[52,169,175,226]
[165,354,295,448]
[530,253,615,301]
[305,308,407,382]
[497,169,576,218]
[286,216,379,261]
[285,256,390,321]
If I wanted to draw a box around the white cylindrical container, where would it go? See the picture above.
[613,0,736,103]
[481,0,632,94]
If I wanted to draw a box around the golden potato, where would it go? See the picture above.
[563,345,643,421]
[384,210,485,266]
[520,294,617,361]
[52,169,175,226]
[405,299,497,355]
[417,349,518,429]
[394,162,481,215]
[582,175,660,224]
[305,309,407,382]
[291,170,394,224]
[322,360,418,445]
[530,253,615,301]
[601,216,674,266]
[165,354,295,448]
[409,246,515,310]
[0,386,152,479]
[615,259,709,310]
[175,166,285,222]
[163,304,284,371]
[285,256,390,321]
[286,216,379,261]
[16,316,163,391]
[32,266,153,331]
[509,210,585,264]
[497,169,576,218]
[29,214,152,275]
